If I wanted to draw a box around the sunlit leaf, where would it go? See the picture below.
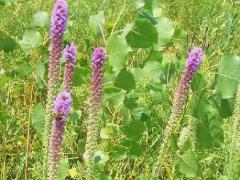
[100,124,119,139]
[31,11,49,28]
[152,0,164,17]
[32,104,45,135]
[58,158,69,180]
[19,30,42,51]
[34,63,45,89]
[143,61,163,80]
[110,145,128,161]
[179,150,199,177]
[131,0,145,9]
[104,86,126,108]
[216,54,240,99]
[122,119,145,141]
[115,69,136,91]
[89,11,105,35]
[108,34,131,71]
[126,19,158,48]
[155,17,175,47]
[14,63,32,77]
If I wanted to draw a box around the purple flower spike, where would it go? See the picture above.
[48,91,72,180]
[92,47,107,68]
[50,0,68,42]
[173,47,203,125]
[177,48,203,102]
[153,48,203,178]
[185,48,203,72]
[48,0,68,83]
[84,47,107,177]
[43,0,68,177]
[64,44,77,91]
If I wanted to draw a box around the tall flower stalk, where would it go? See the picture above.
[48,91,72,180]
[152,48,203,178]
[42,0,68,177]
[63,44,77,92]
[84,47,107,178]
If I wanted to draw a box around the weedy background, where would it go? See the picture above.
[1,0,240,179]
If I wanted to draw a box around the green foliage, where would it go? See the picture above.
[108,34,131,71]
[216,54,240,99]
[19,30,43,51]
[58,158,69,180]
[32,104,45,136]
[72,67,91,86]
[100,124,119,139]
[0,37,17,53]
[104,86,126,108]
[0,0,16,5]
[155,17,175,47]
[34,63,45,89]
[89,11,105,36]
[31,11,49,28]
[179,150,199,177]
[115,68,136,91]
[122,119,145,141]
[14,63,32,77]
[1,0,240,179]
[126,19,158,48]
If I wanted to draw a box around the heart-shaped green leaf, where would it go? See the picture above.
[19,30,42,51]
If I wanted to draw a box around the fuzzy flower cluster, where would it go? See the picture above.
[84,47,107,178]
[64,44,77,91]
[91,47,107,68]
[153,48,203,178]
[64,44,77,64]
[53,91,72,118]
[48,91,72,180]
[176,48,203,107]
[185,48,203,72]
[50,0,68,42]
[43,0,69,178]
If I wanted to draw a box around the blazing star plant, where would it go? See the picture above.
[84,47,107,177]
[48,91,72,180]
[63,44,77,92]
[42,0,68,177]
[152,48,203,178]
